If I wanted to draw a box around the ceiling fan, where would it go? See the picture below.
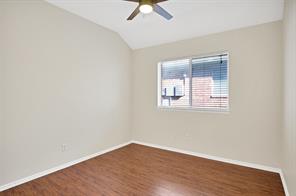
[124,0,173,21]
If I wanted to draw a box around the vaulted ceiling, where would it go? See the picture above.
[46,0,284,49]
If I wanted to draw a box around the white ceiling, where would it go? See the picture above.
[46,0,284,49]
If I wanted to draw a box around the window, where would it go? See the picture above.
[158,53,229,112]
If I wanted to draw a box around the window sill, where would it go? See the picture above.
[157,106,230,114]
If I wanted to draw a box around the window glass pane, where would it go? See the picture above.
[160,59,190,107]
[191,54,228,110]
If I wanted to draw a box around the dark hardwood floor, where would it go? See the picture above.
[1,143,285,196]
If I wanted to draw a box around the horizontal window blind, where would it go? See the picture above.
[161,59,190,107]
[158,53,229,111]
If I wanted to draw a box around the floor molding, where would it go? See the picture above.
[279,170,290,196]
[132,140,290,196]
[0,141,132,192]
[132,140,280,172]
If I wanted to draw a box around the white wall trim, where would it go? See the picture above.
[0,141,132,192]
[132,140,280,172]
[132,140,290,196]
[279,170,290,196]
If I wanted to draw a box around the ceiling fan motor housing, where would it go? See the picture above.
[139,0,153,6]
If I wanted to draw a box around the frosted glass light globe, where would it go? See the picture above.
[139,4,153,14]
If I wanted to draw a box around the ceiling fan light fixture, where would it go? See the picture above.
[139,4,153,14]
[125,0,172,20]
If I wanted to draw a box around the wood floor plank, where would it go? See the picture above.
[0,144,285,196]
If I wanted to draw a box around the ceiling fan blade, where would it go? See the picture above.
[153,0,168,3]
[123,0,139,2]
[127,5,140,20]
[153,4,173,20]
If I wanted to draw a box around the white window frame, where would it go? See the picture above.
[157,52,230,113]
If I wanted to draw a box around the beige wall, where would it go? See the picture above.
[0,1,131,185]
[283,0,296,195]
[132,21,283,168]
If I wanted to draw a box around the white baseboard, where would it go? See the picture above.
[131,140,290,196]
[279,170,290,196]
[131,140,280,172]
[0,140,290,196]
[0,141,132,192]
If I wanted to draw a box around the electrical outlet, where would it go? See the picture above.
[61,144,67,152]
